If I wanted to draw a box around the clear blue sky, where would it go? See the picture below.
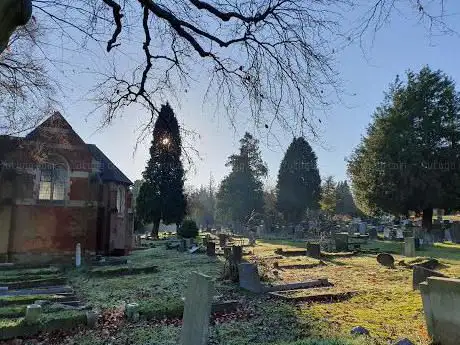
[46,4,460,189]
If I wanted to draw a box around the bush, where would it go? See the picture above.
[177,219,199,238]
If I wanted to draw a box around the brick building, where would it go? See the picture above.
[0,112,134,263]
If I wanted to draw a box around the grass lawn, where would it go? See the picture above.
[4,238,459,345]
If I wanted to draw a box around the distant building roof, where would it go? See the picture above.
[87,144,132,185]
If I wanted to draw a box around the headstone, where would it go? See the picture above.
[86,311,98,328]
[248,231,256,246]
[206,242,216,256]
[185,238,193,249]
[231,246,243,263]
[358,222,367,235]
[377,253,395,268]
[218,234,228,248]
[125,303,139,322]
[347,226,355,236]
[412,265,447,290]
[368,228,378,240]
[238,263,263,293]
[75,243,81,267]
[383,227,391,239]
[307,242,321,259]
[396,228,404,240]
[404,237,416,257]
[335,233,349,252]
[223,247,232,259]
[451,223,460,243]
[181,272,214,345]
[25,304,42,324]
[178,239,186,252]
[445,229,453,242]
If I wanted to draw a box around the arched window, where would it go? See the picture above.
[116,185,125,215]
[38,156,69,201]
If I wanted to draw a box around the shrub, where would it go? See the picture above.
[177,219,198,238]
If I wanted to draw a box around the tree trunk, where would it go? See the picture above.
[422,208,433,232]
[151,219,160,239]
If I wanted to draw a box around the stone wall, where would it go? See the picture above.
[420,276,460,345]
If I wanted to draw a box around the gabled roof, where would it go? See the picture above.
[87,144,133,185]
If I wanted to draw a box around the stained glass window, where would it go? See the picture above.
[38,159,69,201]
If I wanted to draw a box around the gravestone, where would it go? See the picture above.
[223,247,232,259]
[178,239,186,252]
[231,246,243,263]
[206,242,216,256]
[404,237,416,257]
[248,231,256,246]
[238,263,263,293]
[218,234,228,248]
[368,227,378,240]
[184,238,193,249]
[377,253,395,268]
[445,229,453,242]
[358,222,367,235]
[396,228,404,240]
[25,304,42,324]
[383,227,391,239]
[347,226,355,236]
[125,303,139,322]
[412,265,447,290]
[181,272,214,345]
[307,242,321,259]
[451,223,460,243]
[335,233,349,252]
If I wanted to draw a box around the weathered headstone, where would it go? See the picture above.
[218,234,228,248]
[412,265,447,290]
[184,238,193,249]
[231,246,243,263]
[451,223,460,243]
[445,229,453,242]
[383,227,391,239]
[358,222,367,235]
[206,242,216,256]
[307,242,321,259]
[238,263,263,293]
[396,228,404,240]
[178,239,186,252]
[335,233,349,252]
[223,247,232,259]
[86,311,98,328]
[368,228,378,240]
[125,302,140,322]
[248,231,256,246]
[181,272,214,345]
[404,237,416,257]
[377,253,395,268]
[25,304,42,324]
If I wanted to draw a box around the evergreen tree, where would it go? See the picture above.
[348,67,460,231]
[276,137,321,222]
[216,133,267,228]
[320,176,337,215]
[136,103,186,238]
[335,181,357,215]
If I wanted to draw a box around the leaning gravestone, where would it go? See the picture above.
[307,242,321,259]
[412,265,447,290]
[238,263,263,293]
[377,253,395,268]
[181,272,214,345]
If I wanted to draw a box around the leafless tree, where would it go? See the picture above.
[2,0,456,137]
[0,19,56,136]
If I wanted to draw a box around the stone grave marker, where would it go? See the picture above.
[368,228,378,240]
[358,222,367,235]
[206,242,216,256]
[451,223,460,243]
[231,246,243,263]
[178,239,186,252]
[383,227,391,239]
[307,242,321,259]
[218,234,228,248]
[445,229,453,242]
[238,263,263,293]
[335,233,349,252]
[377,253,395,268]
[396,228,404,240]
[25,304,42,324]
[223,247,232,259]
[412,265,447,290]
[180,272,214,345]
[184,238,193,249]
[404,237,415,257]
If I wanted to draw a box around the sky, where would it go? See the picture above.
[32,2,460,189]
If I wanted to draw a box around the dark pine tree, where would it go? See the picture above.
[136,103,186,238]
[276,137,321,222]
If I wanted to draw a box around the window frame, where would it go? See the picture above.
[37,156,69,203]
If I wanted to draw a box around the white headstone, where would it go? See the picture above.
[396,228,404,240]
[383,227,391,239]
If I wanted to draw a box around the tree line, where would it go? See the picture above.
[134,105,357,237]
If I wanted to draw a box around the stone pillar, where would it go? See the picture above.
[404,237,415,257]
[181,272,214,345]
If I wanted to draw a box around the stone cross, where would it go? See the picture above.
[181,272,214,345]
